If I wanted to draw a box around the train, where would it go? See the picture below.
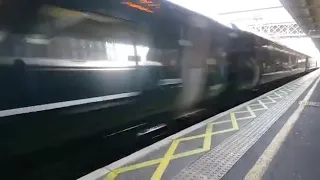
[0,0,318,159]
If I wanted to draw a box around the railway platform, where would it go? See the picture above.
[79,69,320,180]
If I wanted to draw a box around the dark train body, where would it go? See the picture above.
[0,0,317,159]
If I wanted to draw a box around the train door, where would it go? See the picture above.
[131,18,184,115]
[226,31,262,90]
[177,15,212,110]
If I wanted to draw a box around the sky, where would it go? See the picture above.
[168,0,320,58]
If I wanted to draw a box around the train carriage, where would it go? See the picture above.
[0,0,315,158]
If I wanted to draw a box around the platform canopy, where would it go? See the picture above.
[280,0,320,56]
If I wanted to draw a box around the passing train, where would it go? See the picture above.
[0,0,317,159]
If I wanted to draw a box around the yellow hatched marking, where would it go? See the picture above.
[105,88,289,180]
[203,124,213,150]
[284,87,293,91]
[279,90,289,94]
[258,100,268,110]
[230,112,239,130]
[236,116,255,121]
[211,119,231,125]
[263,101,276,105]
[178,134,206,141]
[274,92,283,98]
[178,128,235,142]
[151,140,179,179]
[246,106,257,118]
[106,126,237,180]
[236,110,251,113]
[260,98,275,103]
[106,90,290,180]
[266,96,277,103]
[248,103,261,107]
[106,159,161,180]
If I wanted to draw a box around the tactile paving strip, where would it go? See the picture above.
[174,73,319,180]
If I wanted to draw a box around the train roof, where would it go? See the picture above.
[245,30,310,58]
[0,0,309,58]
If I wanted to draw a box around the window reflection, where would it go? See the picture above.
[105,42,150,62]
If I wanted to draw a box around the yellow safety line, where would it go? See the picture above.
[105,76,311,179]
[211,119,231,125]
[248,103,261,107]
[106,171,117,180]
[211,128,238,134]
[279,90,289,94]
[106,158,161,180]
[106,104,263,179]
[106,127,238,180]
[230,112,239,130]
[178,128,235,142]
[178,134,206,141]
[246,106,257,118]
[266,96,277,103]
[203,124,213,150]
[273,92,283,98]
[235,110,250,113]
[263,102,276,105]
[260,98,273,103]
[258,100,269,109]
[282,87,293,91]
[151,140,179,180]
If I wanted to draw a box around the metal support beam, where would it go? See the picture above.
[247,22,305,38]
[218,6,284,15]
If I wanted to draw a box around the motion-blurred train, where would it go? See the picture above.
[0,0,318,158]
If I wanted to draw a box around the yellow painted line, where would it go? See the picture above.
[236,116,254,121]
[246,106,257,118]
[248,103,261,107]
[106,110,242,179]
[106,158,161,180]
[275,91,284,95]
[266,96,277,103]
[258,100,269,110]
[173,148,207,159]
[178,128,236,142]
[212,128,238,134]
[178,134,206,141]
[104,73,320,180]
[251,108,267,111]
[152,140,179,180]
[245,75,320,180]
[268,95,281,99]
[203,124,213,150]
[282,87,293,91]
[234,111,248,115]
[106,127,238,179]
[273,92,283,98]
[279,90,289,94]
[211,119,231,125]
[263,102,276,105]
[259,99,275,103]
[151,123,225,179]
[106,171,117,180]
[230,113,239,130]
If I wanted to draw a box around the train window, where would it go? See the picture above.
[0,7,139,63]
[133,23,182,79]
